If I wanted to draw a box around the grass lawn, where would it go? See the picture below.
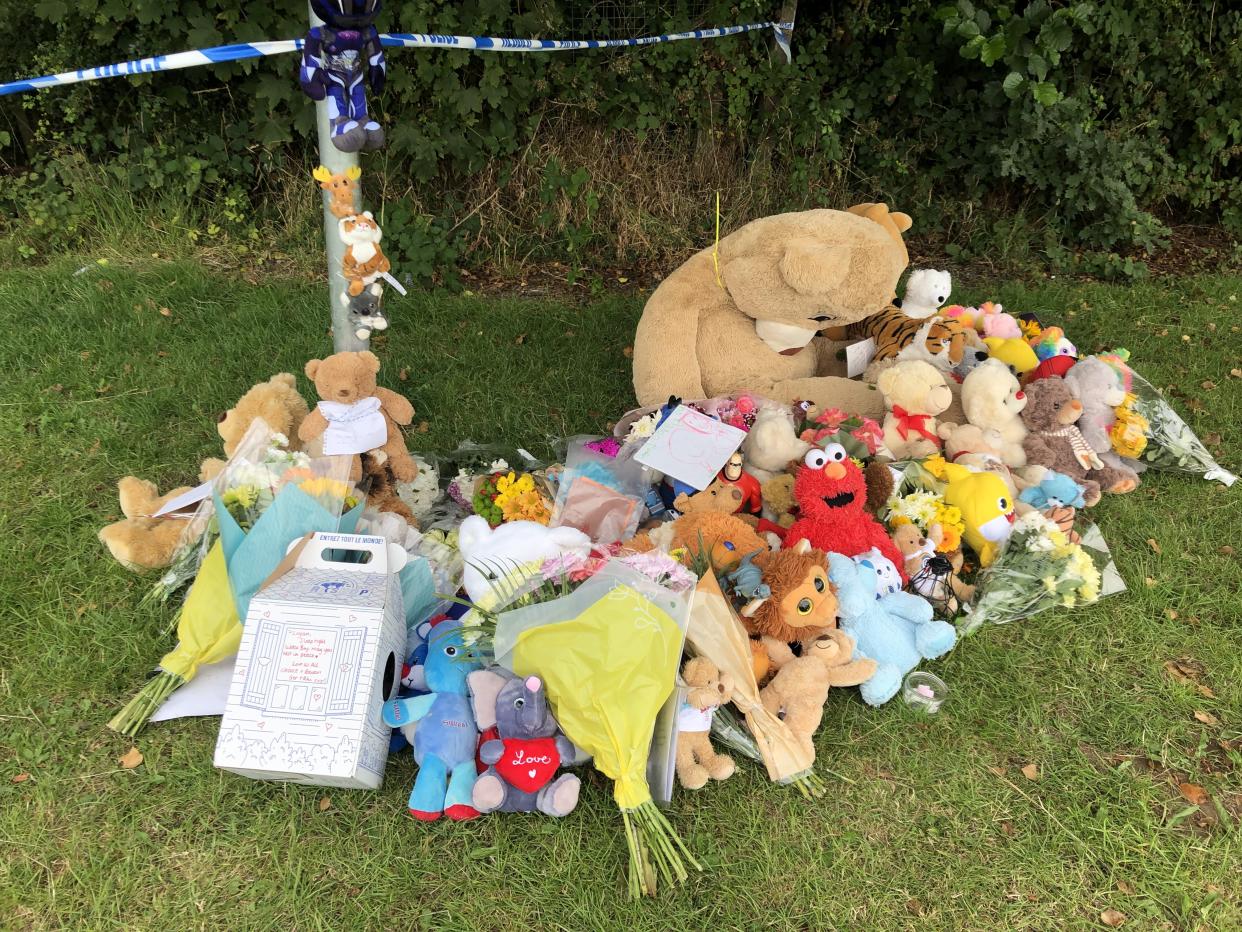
[1,257,1240,930]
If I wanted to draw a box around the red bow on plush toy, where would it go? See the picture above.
[891,405,942,447]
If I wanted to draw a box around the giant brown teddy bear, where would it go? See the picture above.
[632,203,912,417]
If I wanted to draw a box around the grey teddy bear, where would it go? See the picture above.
[467,669,581,817]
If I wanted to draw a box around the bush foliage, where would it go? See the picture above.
[2,1,1238,277]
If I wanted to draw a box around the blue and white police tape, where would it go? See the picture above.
[0,21,793,98]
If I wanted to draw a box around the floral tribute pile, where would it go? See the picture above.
[100,299,1233,900]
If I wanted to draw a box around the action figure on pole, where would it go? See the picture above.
[300,0,387,152]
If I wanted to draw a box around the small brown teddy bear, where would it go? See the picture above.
[759,630,876,756]
[98,373,310,571]
[298,351,417,484]
[1018,379,1128,506]
[673,478,744,515]
[675,657,736,790]
[889,522,975,613]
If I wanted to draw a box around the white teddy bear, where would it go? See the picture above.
[961,358,1029,467]
[898,269,952,319]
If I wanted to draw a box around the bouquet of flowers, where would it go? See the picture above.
[472,470,553,526]
[488,561,698,897]
[885,489,966,553]
[796,406,886,457]
[142,420,295,607]
[961,510,1106,634]
[110,444,363,736]
[1130,368,1237,486]
[685,572,824,797]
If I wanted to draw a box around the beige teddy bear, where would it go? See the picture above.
[298,351,416,483]
[876,360,954,460]
[633,204,913,417]
[675,658,737,790]
[759,630,876,756]
[962,358,1028,467]
[98,374,310,571]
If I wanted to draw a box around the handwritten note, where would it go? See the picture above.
[634,405,746,491]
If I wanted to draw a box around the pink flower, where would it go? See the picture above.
[814,407,850,431]
[851,419,885,454]
[736,396,756,415]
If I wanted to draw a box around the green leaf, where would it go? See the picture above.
[981,34,1008,66]
[34,0,67,19]
[1031,81,1061,106]
[961,35,987,59]
[1002,71,1025,99]
[1027,53,1049,82]
[1040,18,1074,52]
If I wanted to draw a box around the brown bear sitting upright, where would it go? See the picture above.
[632,203,911,417]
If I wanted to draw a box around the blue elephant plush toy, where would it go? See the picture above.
[382,619,482,821]
[828,552,957,706]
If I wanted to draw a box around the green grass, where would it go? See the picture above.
[1,258,1240,930]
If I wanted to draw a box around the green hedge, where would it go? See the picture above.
[3,1,1239,277]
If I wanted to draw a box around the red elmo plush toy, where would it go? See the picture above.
[783,442,906,580]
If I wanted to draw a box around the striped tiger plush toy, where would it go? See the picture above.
[846,305,980,373]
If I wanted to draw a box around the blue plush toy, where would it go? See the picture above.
[1018,470,1087,510]
[388,617,434,754]
[828,552,957,706]
[724,550,771,601]
[382,619,482,821]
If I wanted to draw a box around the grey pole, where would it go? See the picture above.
[309,1,368,353]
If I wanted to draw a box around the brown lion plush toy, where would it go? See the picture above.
[738,540,838,675]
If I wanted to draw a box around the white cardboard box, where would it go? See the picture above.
[214,532,407,789]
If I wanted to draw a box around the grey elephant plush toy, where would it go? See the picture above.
[466,668,581,817]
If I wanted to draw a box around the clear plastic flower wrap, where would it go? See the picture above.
[960,510,1120,634]
[1130,368,1237,486]
[143,418,285,607]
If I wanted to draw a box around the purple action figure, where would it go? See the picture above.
[300,0,386,152]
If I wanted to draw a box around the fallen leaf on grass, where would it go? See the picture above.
[397,367,409,381]
[1146,538,1161,554]
[1144,577,1156,587]
[1220,545,1235,556]
[905,898,926,917]
[1231,368,1242,379]
[1021,763,1040,781]
[318,796,331,812]
[988,766,1007,777]
[514,333,527,345]
[159,307,172,317]
[1201,380,1217,391]
[1116,880,1135,895]
[622,345,634,359]
[1100,908,1127,927]
[1197,684,1216,699]
[11,773,29,784]
[1193,710,1219,726]
[118,747,143,769]
[1163,608,1179,620]
[1178,782,1209,805]
[416,421,430,434]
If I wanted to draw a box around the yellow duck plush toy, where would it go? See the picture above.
[982,336,1040,377]
[923,456,1016,566]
